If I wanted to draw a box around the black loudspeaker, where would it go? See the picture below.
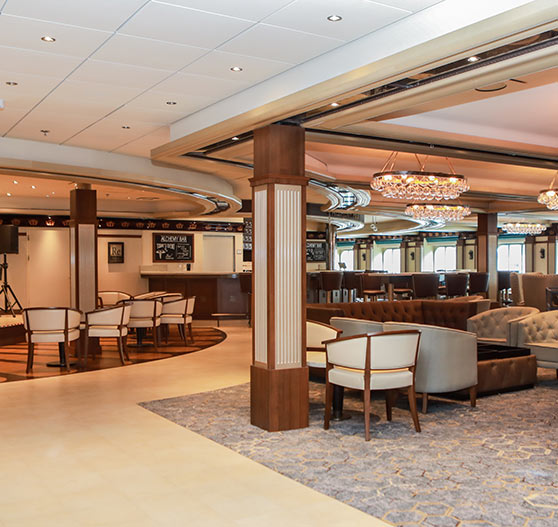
[0,225,19,254]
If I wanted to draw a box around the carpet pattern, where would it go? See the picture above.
[141,374,558,527]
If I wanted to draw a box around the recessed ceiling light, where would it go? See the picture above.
[327,15,342,22]
[122,125,131,129]
[230,66,243,72]
[231,136,239,141]
[46,194,50,197]
[13,180,18,184]
[31,185,36,189]
[5,81,18,86]
[166,101,177,105]
[40,129,50,136]
[331,102,340,107]
[51,191,55,195]
[6,193,12,197]
[41,36,56,42]
[467,56,479,62]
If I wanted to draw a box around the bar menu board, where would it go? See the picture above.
[153,233,194,262]
[306,241,327,262]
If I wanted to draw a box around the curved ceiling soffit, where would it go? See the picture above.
[0,138,241,216]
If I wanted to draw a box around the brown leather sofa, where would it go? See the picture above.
[307,300,478,331]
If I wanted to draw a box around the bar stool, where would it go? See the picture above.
[469,272,490,297]
[361,273,386,301]
[391,275,414,300]
[342,271,363,302]
[412,273,440,299]
[307,272,321,303]
[319,271,343,303]
[497,271,512,305]
[444,273,469,297]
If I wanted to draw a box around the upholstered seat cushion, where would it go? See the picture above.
[129,318,161,328]
[478,337,506,345]
[328,367,413,391]
[307,351,326,368]
[88,326,128,338]
[529,343,558,364]
[160,315,185,324]
[27,328,80,343]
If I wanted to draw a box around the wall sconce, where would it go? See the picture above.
[540,248,546,259]
[362,253,366,261]
[410,251,415,261]
[468,250,474,260]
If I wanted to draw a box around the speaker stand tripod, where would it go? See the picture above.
[0,254,23,317]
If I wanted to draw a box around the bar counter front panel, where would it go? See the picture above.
[142,273,248,319]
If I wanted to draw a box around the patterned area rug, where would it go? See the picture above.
[141,374,558,527]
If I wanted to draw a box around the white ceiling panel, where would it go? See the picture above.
[0,46,82,78]
[219,23,344,63]
[69,60,170,90]
[2,0,148,32]
[91,34,209,71]
[154,72,247,100]
[114,126,170,157]
[0,14,111,57]
[377,0,442,13]
[0,71,61,110]
[65,117,162,151]
[0,107,28,135]
[263,0,410,41]
[159,0,295,22]
[118,2,253,49]
[181,50,293,83]
[7,110,102,143]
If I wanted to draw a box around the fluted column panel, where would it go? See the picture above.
[254,188,268,365]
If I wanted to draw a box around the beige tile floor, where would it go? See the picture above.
[0,323,388,527]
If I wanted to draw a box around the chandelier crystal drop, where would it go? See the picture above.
[501,222,546,235]
[537,171,558,210]
[371,152,469,201]
[405,203,471,222]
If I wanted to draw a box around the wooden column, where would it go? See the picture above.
[525,236,535,272]
[457,237,466,270]
[250,124,309,432]
[70,186,98,315]
[477,213,498,300]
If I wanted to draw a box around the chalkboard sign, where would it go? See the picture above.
[306,241,327,262]
[153,233,194,262]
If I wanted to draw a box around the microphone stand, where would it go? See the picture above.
[0,254,23,317]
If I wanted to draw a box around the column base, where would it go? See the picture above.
[250,365,309,432]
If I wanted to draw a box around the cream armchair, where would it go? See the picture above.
[516,310,558,376]
[98,291,131,307]
[467,306,539,347]
[330,317,384,337]
[384,321,478,413]
[306,320,341,369]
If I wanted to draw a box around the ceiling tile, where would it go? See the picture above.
[376,0,442,12]
[219,23,344,63]
[2,0,147,32]
[158,0,295,21]
[181,50,293,83]
[153,72,247,100]
[263,0,410,41]
[0,70,61,110]
[64,117,162,151]
[91,34,209,71]
[69,60,170,90]
[118,2,253,48]
[114,127,170,157]
[0,14,111,57]
[0,46,82,78]
[0,106,28,135]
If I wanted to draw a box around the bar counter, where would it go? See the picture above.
[141,272,248,319]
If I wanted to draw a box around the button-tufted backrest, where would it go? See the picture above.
[467,306,539,341]
[517,310,558,347]
[421,300,478,330]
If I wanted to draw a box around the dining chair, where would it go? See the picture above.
[97,291,131,308]
[324,330,421,441]
[23,307,82,373]
[161,297,195,344]
[412,273,440,299]
[468,272,490,297]
[306,320,342,369]
[83,303,131,367]
[444,273,469,297]
[360,274,386,301]
[128,299,163,351]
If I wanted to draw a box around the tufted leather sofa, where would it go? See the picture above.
[521,274,558,311]
[307,300,478,331]
[467,306,539,347]
[516,311,558,374]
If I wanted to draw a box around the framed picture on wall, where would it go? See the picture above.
[108,242,124,264]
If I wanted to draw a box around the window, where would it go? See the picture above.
[382,248,401,273]
[433,246,456,271]
[337,249,354,271]
[497,243,525,272]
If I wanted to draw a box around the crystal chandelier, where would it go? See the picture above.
[405,203,471,222]
[371,152,469,200]
[502,223,546,235]
[537,171,558,210]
